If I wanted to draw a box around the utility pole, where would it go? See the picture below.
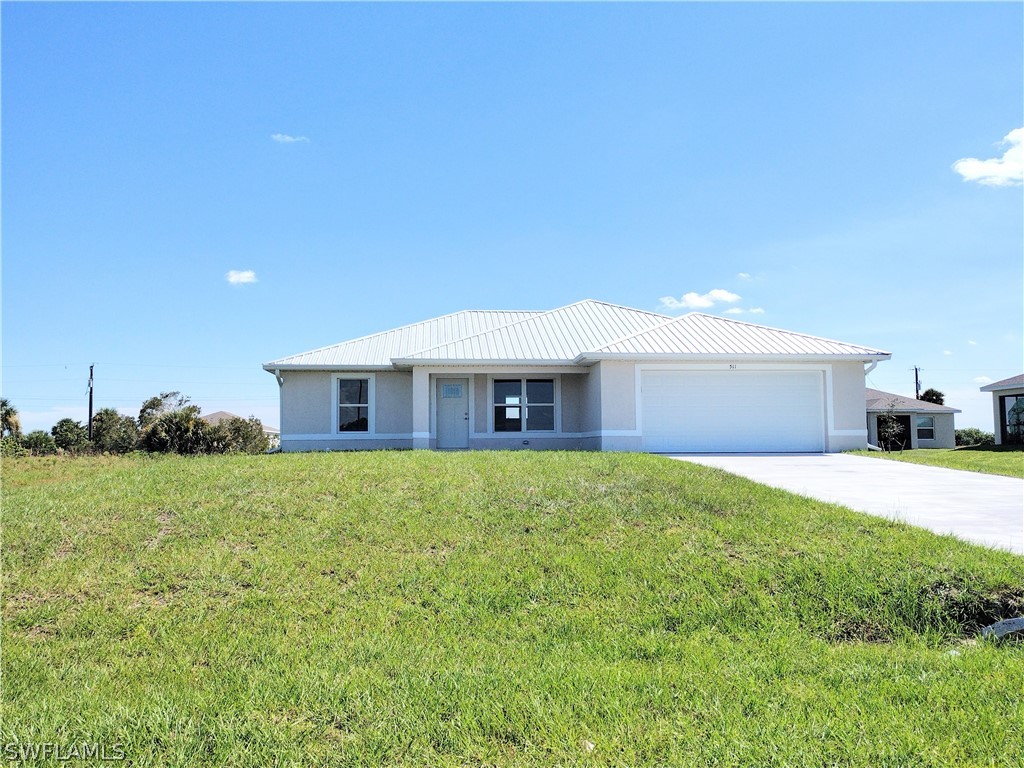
[87,364,94,440]
[913,366,921,400]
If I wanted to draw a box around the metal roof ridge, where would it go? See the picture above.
[392,299,624,361]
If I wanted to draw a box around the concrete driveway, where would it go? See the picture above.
[668,453,1024,555]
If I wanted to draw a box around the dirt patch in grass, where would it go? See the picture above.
[923,581,1024,635]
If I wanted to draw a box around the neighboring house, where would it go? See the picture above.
[865,389,959,450]
[979,374,1024,445]
[202,410,281,447]
[263,300,890,454]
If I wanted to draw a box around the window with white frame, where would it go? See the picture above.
[916,415,935,440]
[337,378,370,432]
[493,378,555,432]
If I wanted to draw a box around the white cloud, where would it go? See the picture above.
[943,350,953,356]
[749,307,765,314]
[724,308,745,315]
[973,376,993,385]
[271,133,310,144]
[968,340,977,346]
[737,272,751,280]
[952,127,1023,186]
[659,289,741,311]
[226,269,258,284]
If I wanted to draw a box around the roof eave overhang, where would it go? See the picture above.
[573,352,892,364]
[979,383,1024,393]
[866,406,962,414]
[263,364,396,372]
[390,358,581,368]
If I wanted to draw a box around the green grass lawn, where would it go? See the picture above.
[848,445,1024,478]
[3,452,1023,767]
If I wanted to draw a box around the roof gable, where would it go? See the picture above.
[581,312,890,359]
[393,300,670,364]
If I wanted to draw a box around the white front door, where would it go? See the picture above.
[436,378,469,449]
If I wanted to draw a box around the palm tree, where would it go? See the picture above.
[0,398,22,438]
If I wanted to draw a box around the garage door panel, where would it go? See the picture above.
[641,370,824,453]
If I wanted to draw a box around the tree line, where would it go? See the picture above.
[0,393,270,457]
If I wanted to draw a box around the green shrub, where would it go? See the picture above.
[218,416,270,454]
[0,435,28,457]
[91,409,140,454]
[20,430,58,456]
[955,427,995,447]
[140,406,221,455]
[51,418,90,452]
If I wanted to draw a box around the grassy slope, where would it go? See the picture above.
[3,452,1023,767]
[848,446,1024,478]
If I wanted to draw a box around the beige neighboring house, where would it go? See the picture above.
[202,410,280,447]
[865,389,959,450]
[979,374,1024,445]
[263,299,891,454]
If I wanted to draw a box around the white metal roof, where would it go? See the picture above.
[393,300,670,364]
[264,310,540,368]
[265,301,889,369]
[579,312,890,361]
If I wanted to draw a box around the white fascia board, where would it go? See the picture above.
[979,383,1024,393]
[574,352,892,364]
[390,357,579,367]
[263,364,396,372]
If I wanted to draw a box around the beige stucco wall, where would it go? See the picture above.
[473,374,488,433]
[280,371,332,435]
[597,361,636,431]
[867,411,956,449]
[831,362,867,432]
[375,372,413,434]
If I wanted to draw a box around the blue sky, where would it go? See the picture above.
[3,2,1022,432]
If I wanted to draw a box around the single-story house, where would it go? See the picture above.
[263,300,890,453]
[979,374,1024,445]
[864,389,959,450]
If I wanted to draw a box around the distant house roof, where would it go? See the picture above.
[865,388,960,414]
[266,299,890,370]
[202,410,279,434]
[979,374,1024,392]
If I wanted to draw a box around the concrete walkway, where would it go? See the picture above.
[668,453,1024,555]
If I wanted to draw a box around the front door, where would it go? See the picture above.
[436,378,469,449]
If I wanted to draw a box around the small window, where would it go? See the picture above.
[493,378,555,432]
[916,415,934,441]
[338,378,369,432]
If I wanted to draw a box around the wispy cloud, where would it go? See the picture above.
[659,289,741,311]
[722,306,766,316]
[271,133,310,144]
[737,272,751,280]
[226,269,258,285]
[943,350,953,356]
[724,308,744,315]
[953,127,1023,186]
[968,340,977,346]
[973,376,993,385]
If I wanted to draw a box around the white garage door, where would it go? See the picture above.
[641,370,825,453]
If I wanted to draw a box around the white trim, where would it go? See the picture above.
[284,433,412,442]
[331,373,376,435]
[487,374,561,435]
